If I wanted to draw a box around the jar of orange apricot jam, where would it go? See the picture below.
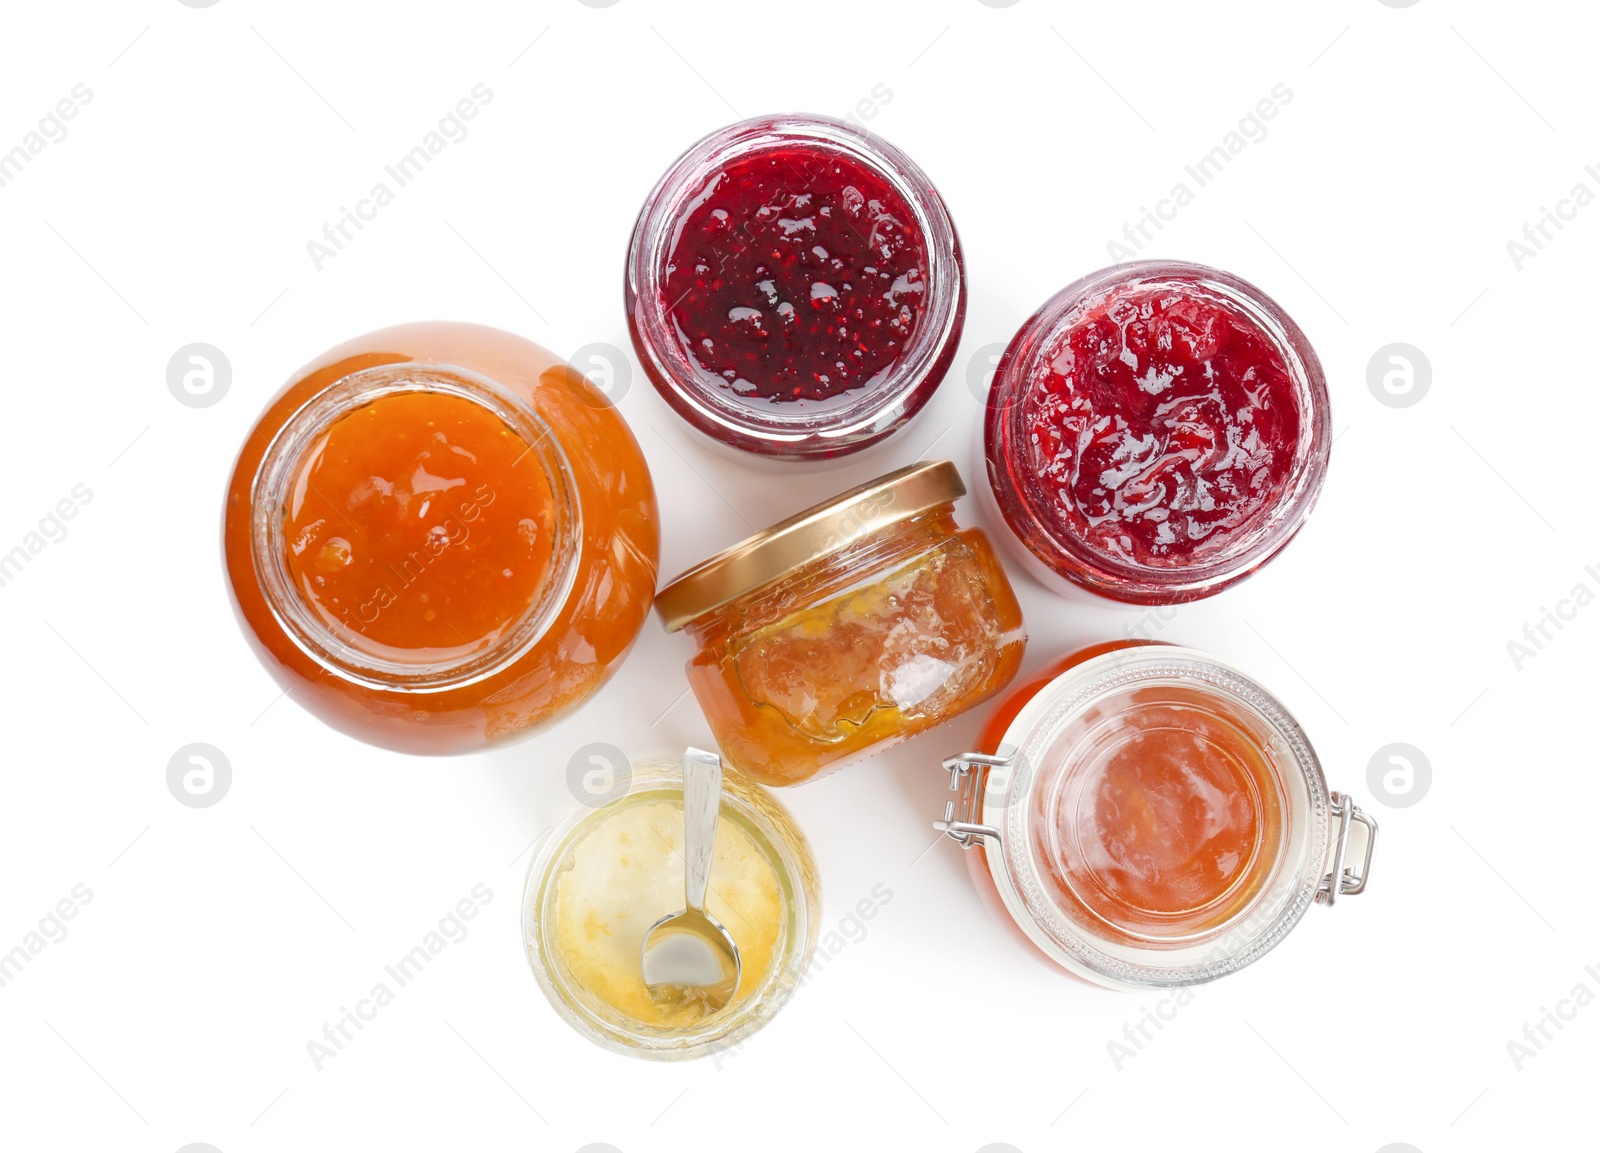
[655,461,1026,787]
[934,641,1375,989]
[223,322,660,753]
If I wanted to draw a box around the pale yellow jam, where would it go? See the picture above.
[551,794,784,1028]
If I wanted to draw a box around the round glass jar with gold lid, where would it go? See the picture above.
[656,461,1027,787]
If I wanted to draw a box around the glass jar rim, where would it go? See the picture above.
[521,757,819,1059]
[248,362,582,693]
[976,645,1330,988]
[983,259,1331,602]
[654,459,964,632]
[626,113,966,460]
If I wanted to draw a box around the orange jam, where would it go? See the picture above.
[1032,683,1284,942]
[224,322,660,753]
[672,501,1026,787]
[284,391,556,664]
[974,641,1287,947]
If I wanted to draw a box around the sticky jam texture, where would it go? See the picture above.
[689,527,1025,786]
[282,391,554,660]
[662,145,928,405]
[1018,282,1301,567]
[733,541,1000,739]
[1036,686,1284,941]
[551,796,782,1029]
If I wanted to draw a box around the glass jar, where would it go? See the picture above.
[626,114,966,463]
[934,641,1375,989]
[656,461,1026,786]
[981,260,1331,604]
[523,754,820,1059]
[222,322,660,754]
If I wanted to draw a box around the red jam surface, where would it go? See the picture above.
[662,146,928,405]
[1016,280,1301,568]
[283,391,555,664]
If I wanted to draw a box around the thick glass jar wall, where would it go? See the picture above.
[223,322,660,754]
[680,506,1025,786]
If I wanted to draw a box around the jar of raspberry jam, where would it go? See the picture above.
[627,114,966,463]
[981,261,1331,604]
[934,641,1376,989]
[654,461,1025,786]
[223,322,660,754]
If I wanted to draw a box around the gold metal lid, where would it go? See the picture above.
[655,460,966,632]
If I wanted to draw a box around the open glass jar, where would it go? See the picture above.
[935,641,1375,989]
[223,322,660,753]
[981,261,1330,604]
[523,754,820,1059]
[626,114,966,462]
[656,461,1027,786]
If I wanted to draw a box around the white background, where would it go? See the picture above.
[0,1,1592,1150]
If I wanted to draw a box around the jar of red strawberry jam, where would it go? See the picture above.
[981,261,1330,604]
[627,114,965,463]
[223,322,660,754]
[934,641,1375,989]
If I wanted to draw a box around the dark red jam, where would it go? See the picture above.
[1017,282,1300,566]
[662,146,928,405]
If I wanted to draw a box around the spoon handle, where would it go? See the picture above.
[682,747,723,914]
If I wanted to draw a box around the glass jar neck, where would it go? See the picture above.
[249,362,582,693]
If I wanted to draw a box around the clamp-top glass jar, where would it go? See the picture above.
[223,322,660,753]
[935,641,1375,989]
[627,114,966,462]
[656,461,1026,786]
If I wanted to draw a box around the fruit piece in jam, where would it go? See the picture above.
[688,523,1024,787]
[732,538,1001,740]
